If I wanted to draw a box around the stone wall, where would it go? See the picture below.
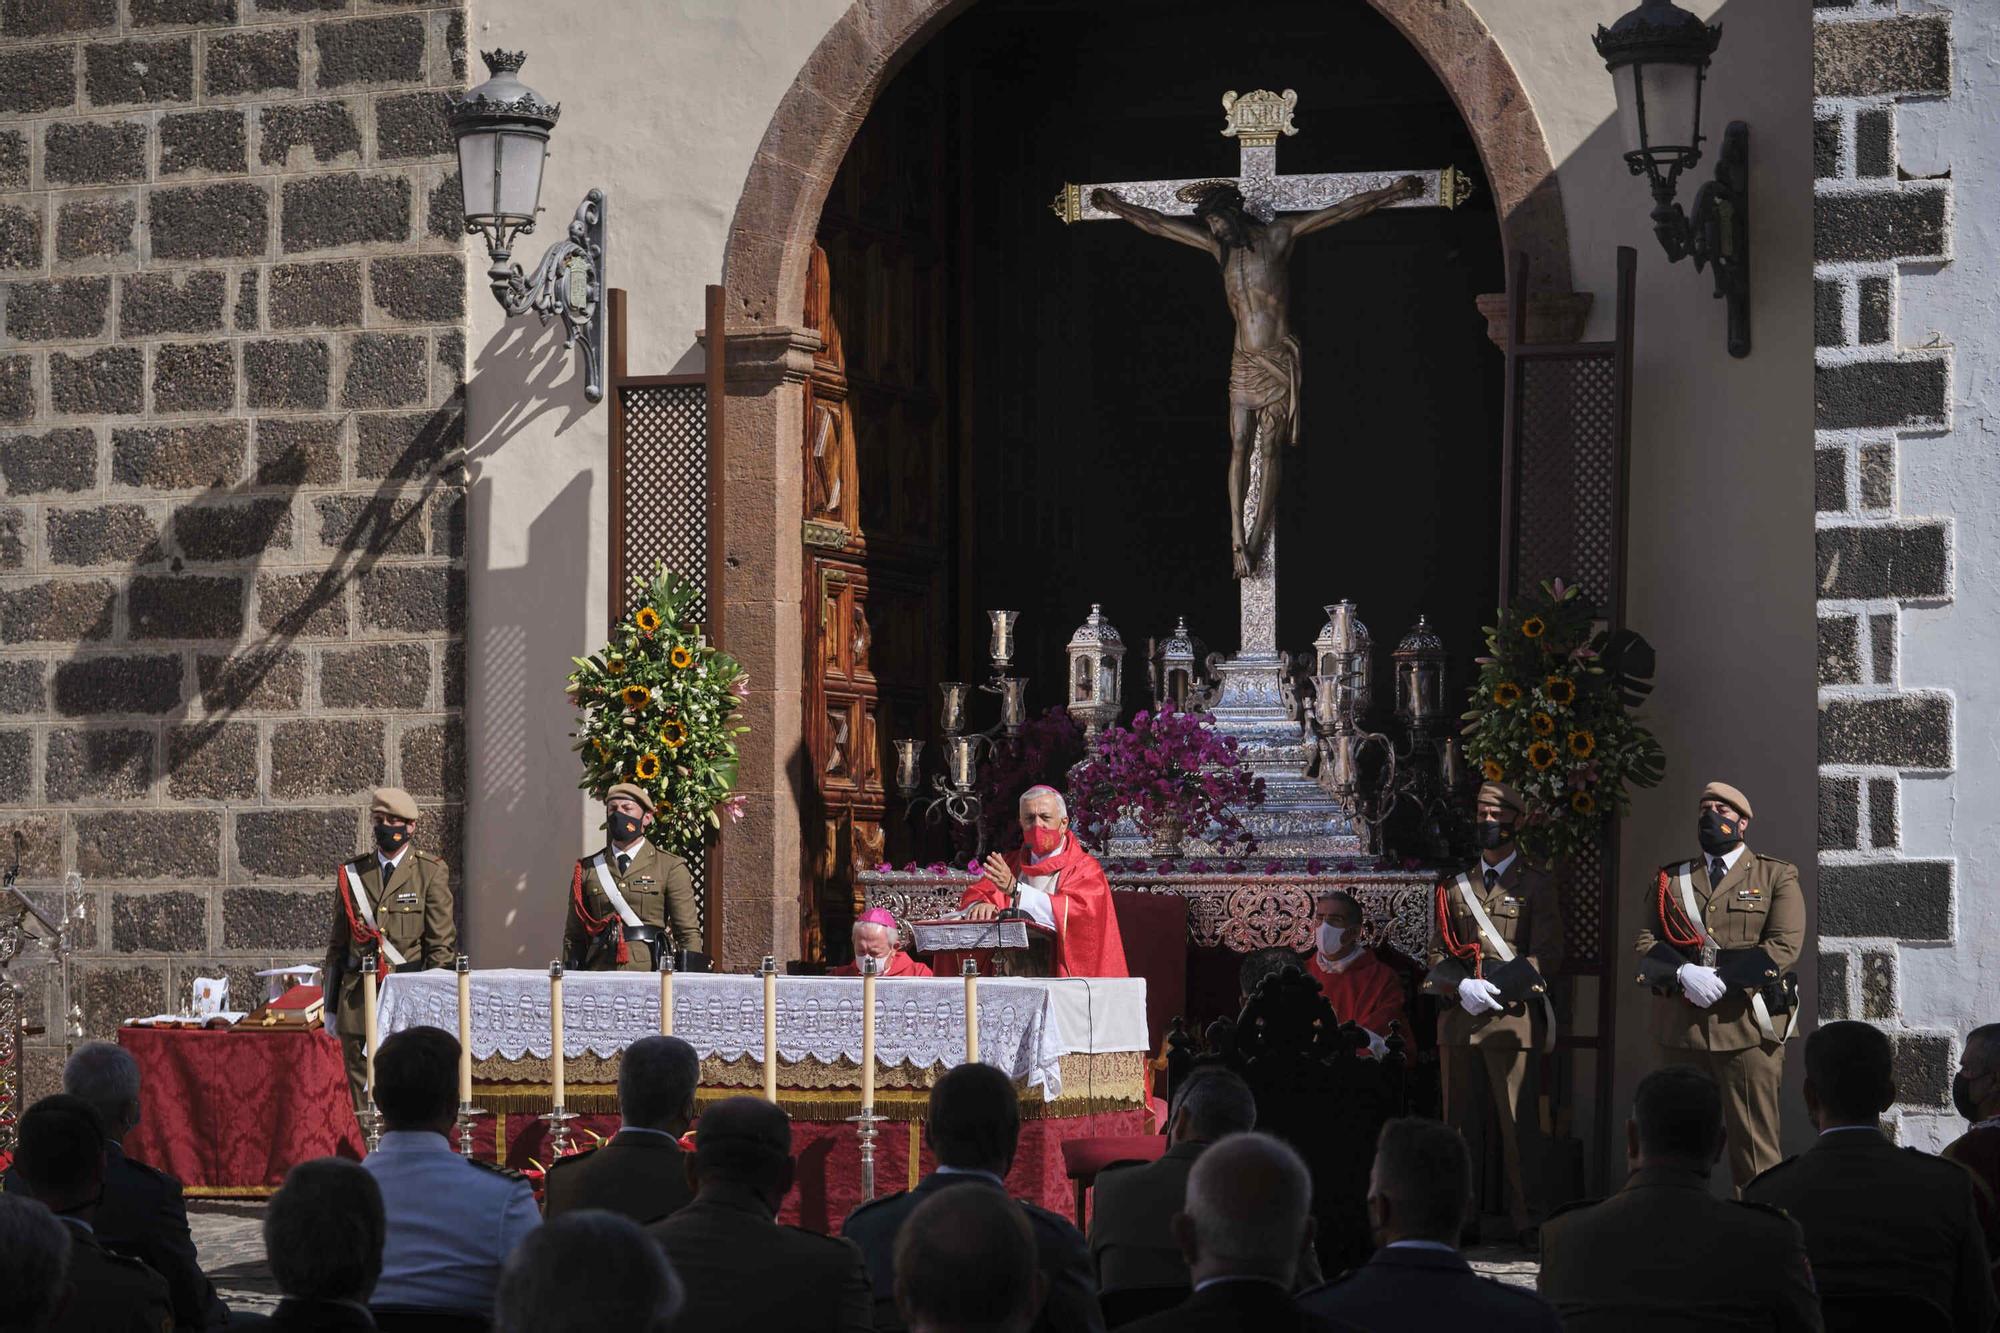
[1811,1,1966,1139]
[0,0,464,1095]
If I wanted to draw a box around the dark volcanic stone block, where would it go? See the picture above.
[1816,357,1947,431]
[51,347,143,415]
[204,27,299,96]
[77,809,221,880]
[1861,949,1896,1019]
[223,887,329,950]
[84,37,195,106]
[281,173,410,251]
[1818,952,1849,1021]
[1816,522,1948,600]
[1814,449,1846,514]
[44,119,146,185]
[244,338,330,410]
[1816,15,1951,99]
[359,563,461,633]
[316,493,424,556]
[271,716,383,797]
[0,727,28,802]
[46,502,160,566]
[1813,279,1843,348]
[314,15,424,88]
[0,358,31,424]
[112,890,208,954]
[6,277,111,341]
[121,269,227,337]
[374,90,451,160]
[1819,693,1951,769]
[1894,1033,1952,1108]
[197,647,305,711]
[3,0,117,37]
[52,653,182,714]
[131,0,238,25]
[368,254,462,321]
[160,108,247,175]
[46,726,154,801]
[0,45,78,115]
[0,202,42,272]
[1820,859,1952,940]
[269,259,362,328]
[166,721,257,800]
[128,573,245,639]
[356,404,460,479]
[236,806,361,879]
[112,421,246,488]
[0,130,25,190]
[1815,188,1947,264]
[1868,774,1899,848]
[255,417,342,485]
[81,964,168,1037]
[256,570,346,637]
[320,642,429,708]
[399,718,461,796]
[1819,775,1859,851]
[152,340,237,413]
[173,497,293,560]
[150,182,269,260]
[54,196,137,263]
[258,100,362,167]
[341,333,426,408]
[0,660,46,714]
[2,580,116,644]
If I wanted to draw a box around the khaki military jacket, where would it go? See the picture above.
[321,849,456,1036]
[564,838,702,968]
[1633,846,1803,1052]
[1425,855,1563,1049]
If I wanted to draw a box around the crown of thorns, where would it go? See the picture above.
[1175,180,1246,212]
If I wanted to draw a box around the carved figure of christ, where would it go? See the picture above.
[1056,90,1465,581]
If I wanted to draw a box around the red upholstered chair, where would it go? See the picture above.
[1060,1133,1166,1229]
[1110,890,1188,1052]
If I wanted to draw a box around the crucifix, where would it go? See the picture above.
[1053,88,1470,661]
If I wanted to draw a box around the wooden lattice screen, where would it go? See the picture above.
[606,287,728,954]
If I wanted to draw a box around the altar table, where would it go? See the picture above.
[117,1027,363,1197]
[379,970,1152,1228]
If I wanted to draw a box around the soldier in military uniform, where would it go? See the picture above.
[1424,780,1563,1242]
[1635,780,1804,1190]
[321,787,457,1112]
[1538,1065,1821,1331]
[563,783,701,970]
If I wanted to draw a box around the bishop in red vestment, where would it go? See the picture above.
[1304,890,1407,1055]
[960,785,1128,978]
[832,907,933,977]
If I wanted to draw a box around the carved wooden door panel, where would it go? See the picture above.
[801,70,955,961]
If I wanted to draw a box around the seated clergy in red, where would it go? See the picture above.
[831,908,933,977]
[1305,889,1407,1058]
[961,784,1129,978]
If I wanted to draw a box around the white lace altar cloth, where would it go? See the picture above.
[377,970,1148,1102]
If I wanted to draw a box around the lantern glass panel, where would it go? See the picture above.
[456,129,499,221]
[1072,658,1091,703]
[496,130,548,221]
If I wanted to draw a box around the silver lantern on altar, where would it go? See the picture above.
[1313,602,1373,717]
[1148,616,1215,712]
[1065,604,1125,746]
[1392,615,1448,737]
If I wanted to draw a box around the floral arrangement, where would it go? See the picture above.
[1460,578,1665,863]
[955,706,1085,858]
[1067,701,1265,854]
[567,565,748,856]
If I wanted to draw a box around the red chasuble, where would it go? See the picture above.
[1306,948,1408,1040]
[959,839,1129,978]
[831,951,933,978]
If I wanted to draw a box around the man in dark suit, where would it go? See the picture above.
[896,1185,1042,1333]
[648,1096,872,1332]
[544,1035,699,1224]
[500,1211,682,1333]
[1537,1065,1821,1331]
[11,1094,175,1333]
[1092,1066,1324,1324]
[1120,1133,1351,1333]
[1744,1021,1995,1332]
[1299,1117,1559,1332]
[230,1159,384,1332]
[59,1041,226,1331]
[0,1192,73,1333]
[843,1062,1103,1333]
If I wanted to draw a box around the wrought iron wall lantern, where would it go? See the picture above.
[448,50,608,401]
[1594,0,1750,357]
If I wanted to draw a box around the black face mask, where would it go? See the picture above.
[1476,821,1515,851]
[1954,1072,1984,1124]
[608,811,645,845]
[1697,810,1743,855]
[373,823,410,857]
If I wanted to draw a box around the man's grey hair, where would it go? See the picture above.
[1172,1066,1257,1141]
[496,1210,682,1333]
[264,1159,384,1303]
[63,1040,140,1133]
[852,919,895,949]
[618,1035,700,1131]
[0,1194,72,1333]
[1183,1132,1313,1284]
[1018,784,1067,821]
[1370,1117,1471,1243]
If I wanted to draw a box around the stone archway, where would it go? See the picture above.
[710,0,1576,964]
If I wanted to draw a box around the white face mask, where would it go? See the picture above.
[1315,923,1347,957]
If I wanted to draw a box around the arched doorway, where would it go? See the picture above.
[715,0,1573,968]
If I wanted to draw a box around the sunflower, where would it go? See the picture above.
[635,606,661,635]
[606,656,626,675]
[634,753,661,781]
[1481,759,1505,782]
[1544,675,1576,705]
[1571,790,1597,815]
[1493,682,1522,708]
[1567,730,1596,759]
[661,718,688,749]
[620,684,651,710]
[670,645,695,670]
[1531,712,1556,737]
[591,738,610,761]
[1521,616,1546,639]
[1528,741,1557,771]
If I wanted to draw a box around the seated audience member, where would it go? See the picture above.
[230,1159,385,1331]
[833,908,934,976]
[844,1062,1102,1333]
[498,1210,682,1333]
[1744,1021,1995,1332]
[0,1192,74,1333]
[544,1034,699,1223]
[1092,1066,1319,1322]
[648,1096,872,1332]
[361,1027,540,1322]
[10,1094,173,1333]
[30,1040,227,1330]
[1304,892,1406,1057]
[896,1185,1042,1333]
[1121,1132,1349,1333]
[1944,1022,2000,1298]
[1538,1066,1820,1331]
[1299,1117,1558,1332]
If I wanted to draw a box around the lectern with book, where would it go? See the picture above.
[911,917,1058,977]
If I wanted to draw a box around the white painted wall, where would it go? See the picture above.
[460,0,1818,1178]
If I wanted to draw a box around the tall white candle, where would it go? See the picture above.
[455,955,472,1106]
[549,961,566,1108]
[362,955,380,1099]
[659,959,674,1036]
[860,955,878,1110]
[962,958,979,1064]
[761,956,779,1103]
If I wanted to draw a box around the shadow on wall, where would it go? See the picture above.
[463,312,598,962]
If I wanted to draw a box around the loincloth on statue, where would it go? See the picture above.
[1228,334,1301,447]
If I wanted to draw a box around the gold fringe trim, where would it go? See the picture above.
[182,1185,278,1199]
[473,1051,1145,1103]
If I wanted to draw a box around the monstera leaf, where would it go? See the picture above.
[1594,627,1657,710]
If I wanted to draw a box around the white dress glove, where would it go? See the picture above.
[1363,1028,1390,1060]
[1457,977,1505,1015]
[1678,964,1728,1008]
